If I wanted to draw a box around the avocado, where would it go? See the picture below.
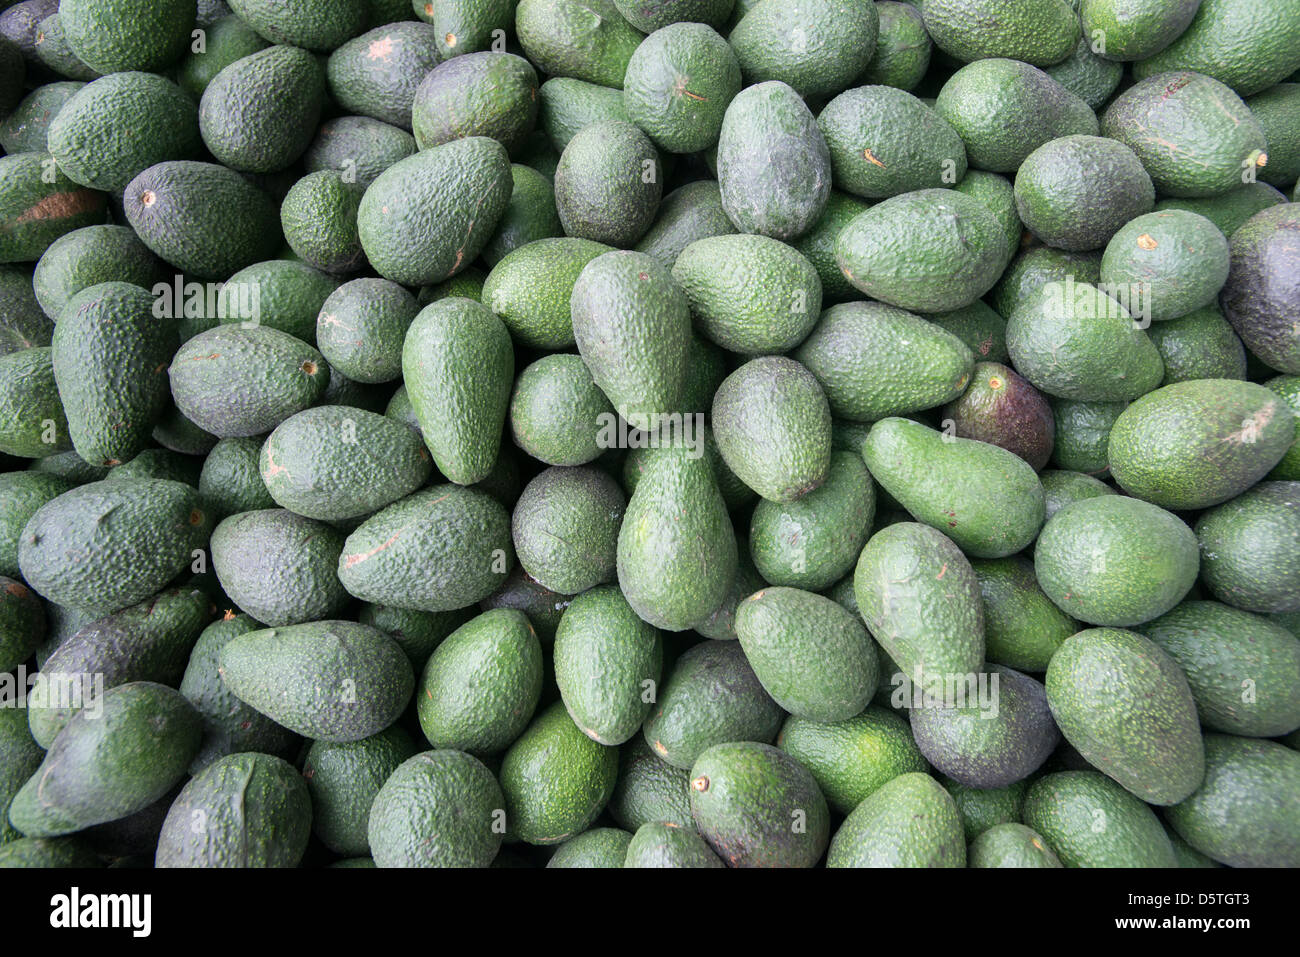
[260,406,432,521]
[1049,398,1123,475]
[0,705,44,844]
[123,160,282,279]
[33,14,100,82]
[818,85,967,199]
[969,822,1063,868]
[1220,204,1300,374]
[862,416,1045,558]
[859,1,931,90]
[177,13,269,98]
[1035,495,1199,626]
[571,249,690,428]
[943,362,1054,471]
[731,0,878,97]
[715,80,831,240]
[748,449,874,591]
[910,664,1058,788]
[827,771,966,867]
[218,619,414,742]
[303,725,419,857]
[776,706,927,814]
[512,466,625,594]
[59,0,193,73]
[19,478,209,617]
[412,52,539,154]
[554,120,663,248]
[196,437,273,517]
[180,612,300,773]
[1079,0,1201,61]
[672,233,821,354]
[624,821,724,868]
[1015,134,1155,251]
[836,188,1006,312]
[1101,71,1267,198]
[156,752,310,867]
[643,639,784,769]
[1047,627,1205,804]
[500,700,618,845]
[279,172,366,276]
[1196,481,1300,614]
[920,0,1080,66]
[1154,183,1288,239]
[316,278,419,385]
[608,734,695,831]
[622,23,740,154]
[368,750,505,867]
[199,44,324,174]
[547,827,634,868]
[482,164,564,267]
[415,608,542,753]
[1040,468,1116,522]
[1165,733,1300,867]
[1044,35,1123,110]
[327,21,441,129]
[515,0,642,89]
[854,521,986,684]
[0,81,85,154]
[304,115,417,189]
[942,776,1029,841]
[0,837,102,868]
[1021,769,1176,867]
[1006,281,1163,402]
[483,237,611,349]
[339,483,513,612]
[509,353,614,467]
[0,151,107,264]
[617,443,737,631]
[1132,0,1300,97]
[634,180,736,269]
[972,556,1077,672]
[1140,600,1300,738]
[8,681,201,838]
[0,577,42,674]
[736,586,878,722]
[689,741,830,867]
[1103,211,1230,324]
[554,584,662,745]
[33,225,160,322]
[951,170,1024,271]
[0,346,71,458]
[28,586,211,747]
[0,471,70,577]
[1265,376,1300,480]
[712,356,832,504]
[403,297,513,485]
[414,0,515,59]
[1146,306,1248,384]
[538,76,631,152]
[51,281,174,467]
[786,192,868,303]
[988,244,1102,320]
[1108,379,1293,509]
[1247,83,1300,188]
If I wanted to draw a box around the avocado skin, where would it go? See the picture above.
[18,477,210,617]
[1035,495,1199,626]
[1046,627,1205,805]
[1220,204,1300,375]
[624,822,725,868]
[1108,379,1294,510]
[52,281,176,467]
[1021,770,1176,867]
[339,484,514,613]
[155,752,311,868]
[124,160,282,280]
[303,726,419,858]
[642,639,784,770]
[28,586,212,747]
[7,682,201,839]
[218,620,414,743]
[548,827,633,868]
[1195,481,1300,614]
[1166,734,1300,867]
[690,741,830,868]
[716,80,831,241]
[827,771,966,868]
[368,750,506,867]
[969,822,1063,868]
[921,0,1080,67]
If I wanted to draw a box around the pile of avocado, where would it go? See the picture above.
[0,0,1298,870]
